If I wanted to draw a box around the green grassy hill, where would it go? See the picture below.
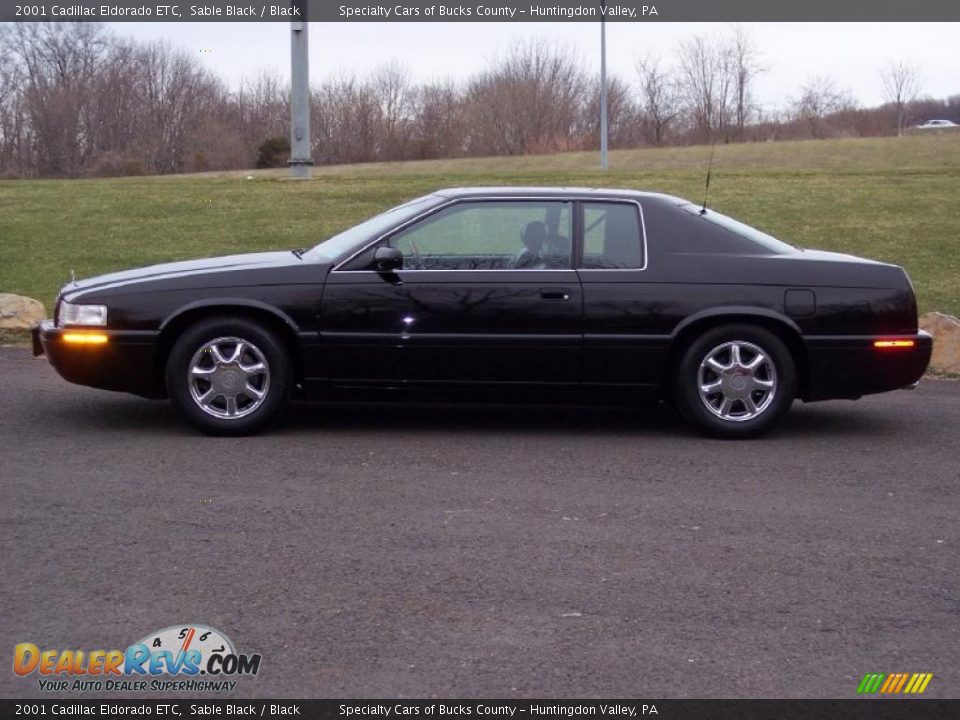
[1,134,958,317]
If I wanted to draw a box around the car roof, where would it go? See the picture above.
[433,186,685,203]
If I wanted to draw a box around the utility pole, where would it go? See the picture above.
[289,3,313,179]
[599,2,609,171]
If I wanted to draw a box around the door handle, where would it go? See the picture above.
[540,289,571,301]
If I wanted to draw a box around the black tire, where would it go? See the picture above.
[165,316,292,436]
[673,324,796,439]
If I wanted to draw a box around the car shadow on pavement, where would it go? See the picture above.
[275,398,899,439]
[269,401,902,442]
[275,398,686,437]
[42,391,901,440]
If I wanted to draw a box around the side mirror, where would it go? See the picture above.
[374,246,403,272]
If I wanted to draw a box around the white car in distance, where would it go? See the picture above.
[915,119,959,129]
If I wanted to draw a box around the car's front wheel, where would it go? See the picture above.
[673,324,796,439]
[166,316,292,435]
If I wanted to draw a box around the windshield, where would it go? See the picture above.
[303,194,443,262]
[679,204,796,254]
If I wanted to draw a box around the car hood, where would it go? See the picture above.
[64,251,311,298]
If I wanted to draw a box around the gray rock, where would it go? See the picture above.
[0,293,46,330]
[920,311,960,374]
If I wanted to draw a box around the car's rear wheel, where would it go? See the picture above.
[673,324,796,439]
[166,316,291,435]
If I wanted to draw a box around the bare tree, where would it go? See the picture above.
[465,39,586,156]
[411,79,465,159]
[133,40,222,173]
[235,72,287,165]
[311,75,383,164]
[0,27,19,111]
[372,62,415,159]
[0,26,24,173]
[791,75,854,139]
[676,34,736,142]
[635,54,680,144]
[880,60,922,136]
[4,22,109,175]
[729,25,764,140]
[673,27,764,144]
[580,74,639,149]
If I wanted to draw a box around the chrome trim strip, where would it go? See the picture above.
[333,268,580,277]
[322,331,580,341]
[331,195,649,273]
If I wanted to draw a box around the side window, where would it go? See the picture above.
[387,200,572,270]
[582,202,644,269]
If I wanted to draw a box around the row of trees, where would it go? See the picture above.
[0,23,956,178]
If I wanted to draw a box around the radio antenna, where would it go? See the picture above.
[700,139,717,215]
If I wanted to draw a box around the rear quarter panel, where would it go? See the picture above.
[580,198,918,387]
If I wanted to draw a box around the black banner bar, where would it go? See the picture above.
[2,0,960,23]
[2,700,959,720]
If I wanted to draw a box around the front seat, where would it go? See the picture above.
[513,221,547,269]
[544,233,572,267]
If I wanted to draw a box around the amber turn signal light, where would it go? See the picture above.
[62,333,109,345]
[873,339,915,349]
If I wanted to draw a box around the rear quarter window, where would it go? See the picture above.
[643,200,794,256]
[581,202,644,269]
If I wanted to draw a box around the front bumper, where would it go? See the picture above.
[33,320,164,398]
[803,331,933,401]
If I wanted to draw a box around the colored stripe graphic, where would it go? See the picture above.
[858,672,933,694]
[857,673,885,693]
[906,673,933,693]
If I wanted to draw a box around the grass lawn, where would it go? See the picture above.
[1,133,958,317]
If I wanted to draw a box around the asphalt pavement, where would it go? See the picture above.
[1,347,958,699]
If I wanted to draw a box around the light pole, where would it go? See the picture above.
[289,3,313,179]
[599,2,609,171]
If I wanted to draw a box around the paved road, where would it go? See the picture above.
[1,347,957,699]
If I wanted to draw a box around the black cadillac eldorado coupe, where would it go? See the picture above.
[34,187,932,438]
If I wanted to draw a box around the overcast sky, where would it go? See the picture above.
[114,22,958,110]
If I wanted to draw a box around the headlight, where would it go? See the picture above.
[58,301,108,327]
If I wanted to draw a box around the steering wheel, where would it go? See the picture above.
[409,239,425,270]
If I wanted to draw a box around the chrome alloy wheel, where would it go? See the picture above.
[187,337,270,419]
[697,340,777,422]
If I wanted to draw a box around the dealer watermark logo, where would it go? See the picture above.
[857,672,933,695]
[13,624,261,693]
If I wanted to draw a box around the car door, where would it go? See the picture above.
[319,198,583,387]
[577,199,665,387]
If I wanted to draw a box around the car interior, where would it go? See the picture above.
[356,200,643,272]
